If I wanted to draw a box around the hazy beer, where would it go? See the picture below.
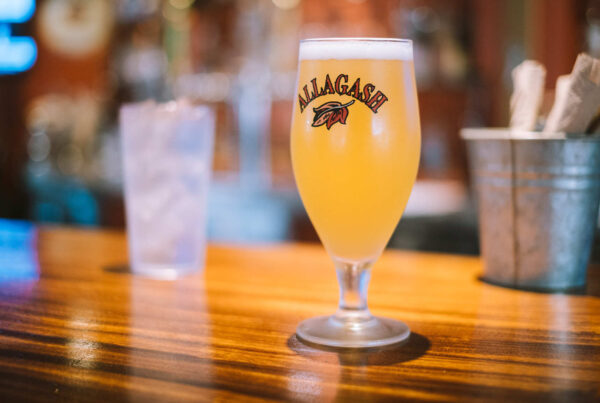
[291,40,421,262]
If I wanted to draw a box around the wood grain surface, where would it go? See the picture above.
[0,226,599,402]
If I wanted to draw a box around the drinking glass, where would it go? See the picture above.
[290,38,421,347]
[120,100,215,279]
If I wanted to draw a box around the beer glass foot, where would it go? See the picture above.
[296,255,410,348]
[296,315,410,348]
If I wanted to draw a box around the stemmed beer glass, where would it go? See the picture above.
[290,38,421,348]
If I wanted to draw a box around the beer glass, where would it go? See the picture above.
[291,38,421,347]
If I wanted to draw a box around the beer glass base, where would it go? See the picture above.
[296,315,410,349]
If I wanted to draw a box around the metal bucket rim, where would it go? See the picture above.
[461,128,600,141]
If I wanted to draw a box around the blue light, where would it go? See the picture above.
[0,32,37,74]
[0,0,35,23]
[0,0,37,74]
[0,219,39,283]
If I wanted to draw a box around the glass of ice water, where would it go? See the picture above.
[119,100,215,279]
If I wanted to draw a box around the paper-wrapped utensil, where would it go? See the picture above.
[544,53,600,133]
[509,60,546,131]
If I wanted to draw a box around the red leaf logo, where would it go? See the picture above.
[312,100,355,130]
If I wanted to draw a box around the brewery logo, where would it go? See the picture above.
[298,73,388,130]
[312,100,354,129]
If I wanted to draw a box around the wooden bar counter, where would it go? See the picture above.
[0,226,599,401]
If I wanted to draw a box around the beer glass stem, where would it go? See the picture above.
[333,258,374,322]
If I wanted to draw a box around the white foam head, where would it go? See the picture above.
[299,38,413,61]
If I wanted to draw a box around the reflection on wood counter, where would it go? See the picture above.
[0,226,598,401]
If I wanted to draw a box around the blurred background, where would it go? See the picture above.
[0,0,594,255]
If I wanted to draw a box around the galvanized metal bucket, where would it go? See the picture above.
[462,128,600,291]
